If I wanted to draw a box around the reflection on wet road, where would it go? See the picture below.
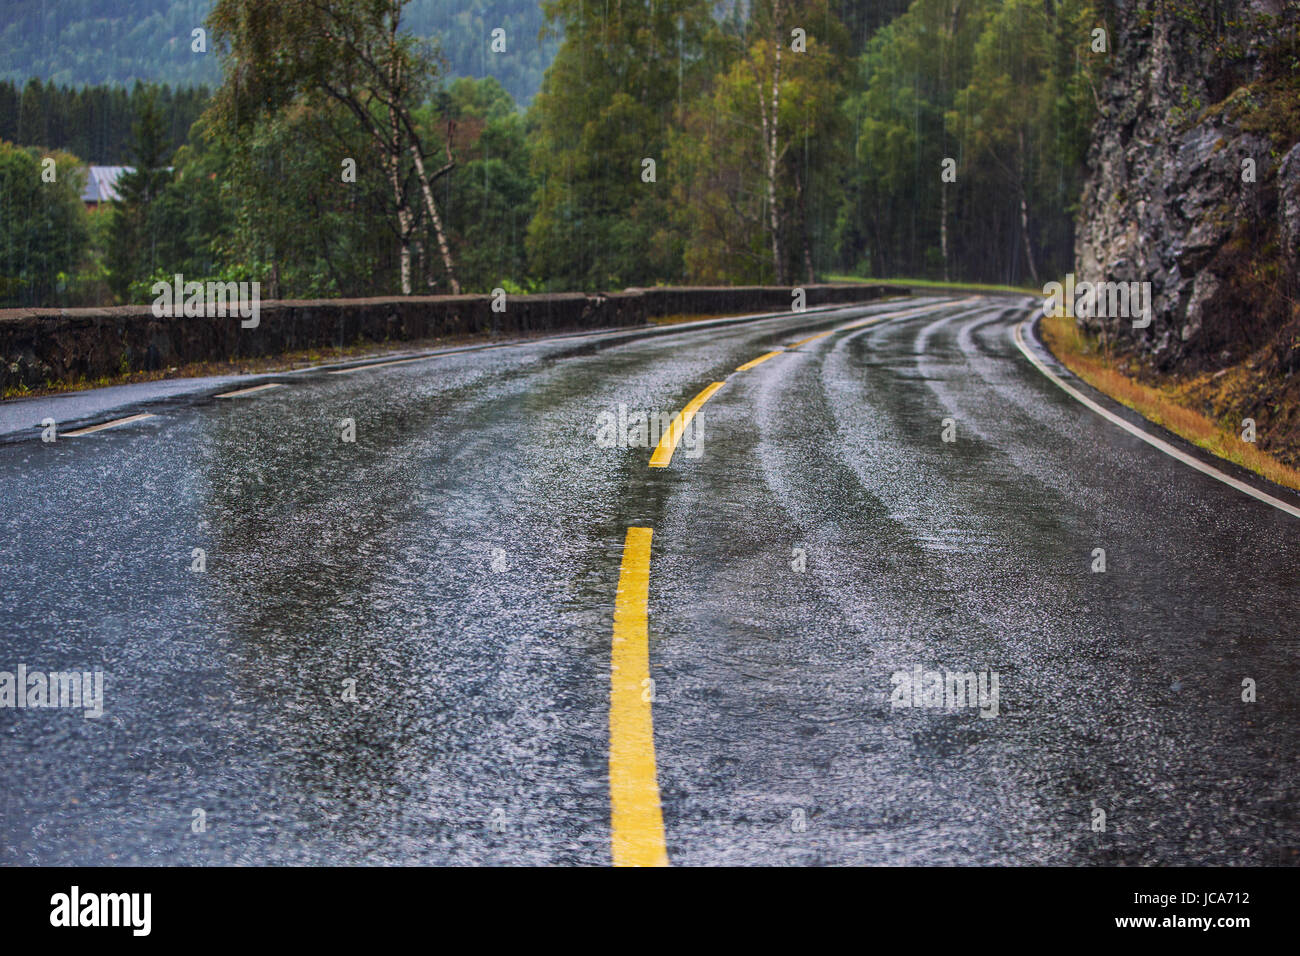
[1,295,1297,865]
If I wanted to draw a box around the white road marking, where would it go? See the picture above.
[63,413,156,437]
[1014,318,1300,520]
[328,355,437,375]
[214,383,285,399]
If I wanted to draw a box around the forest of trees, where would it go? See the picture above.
[0,0,556,105]
[0,0,1108,308]
[0,80,209,164]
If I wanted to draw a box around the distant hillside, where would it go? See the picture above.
[0,0,556,104]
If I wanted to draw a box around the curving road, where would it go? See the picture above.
[1,294,1297,866]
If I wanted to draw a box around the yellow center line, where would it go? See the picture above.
[734,350,785,372]
[214,383,284,399]
[63,413,155,437]
[786,330,833,347]
[648,381,725,468]
[609,526,668,867]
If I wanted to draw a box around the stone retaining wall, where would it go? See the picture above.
[0,283,903,391]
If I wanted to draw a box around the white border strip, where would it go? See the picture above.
[328,355,436,375]
[63,413,156,437]
[214,383,285,399]
[1014,318,1300,520]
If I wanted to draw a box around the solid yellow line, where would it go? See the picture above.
[648,381,724,468]
[63,413,155,436]
[787,330,833,347]
[734,350,785,372]
[609,526,668,867]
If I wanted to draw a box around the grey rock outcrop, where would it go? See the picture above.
[1075,0,1298,367]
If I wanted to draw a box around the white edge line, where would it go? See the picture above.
[63,413,156,437]
[328,355,433,375]
[214,383,285,399]
[1014,318,1300,520]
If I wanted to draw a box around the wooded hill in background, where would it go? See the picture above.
[0,0,556,105]
[1,0,1104,308]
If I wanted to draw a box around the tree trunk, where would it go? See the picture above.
[1018,190,1038,285]
[757,0,786,285]
[795,167,814,283]
[768,26,784,285]
[382,128,414,295]
[940,181,950,282]
[398,237,412,295]
[1017,128,1039,284]
[408,143,460,294]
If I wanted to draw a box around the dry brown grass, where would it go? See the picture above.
[1040,312,1300,492]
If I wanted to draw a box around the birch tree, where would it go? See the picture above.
[209,0,460,294]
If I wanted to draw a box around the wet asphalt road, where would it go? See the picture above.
[1,295,1297,866]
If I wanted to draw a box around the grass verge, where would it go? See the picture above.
[825,275,1038,296]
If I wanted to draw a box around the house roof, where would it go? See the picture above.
[80,166,133,203]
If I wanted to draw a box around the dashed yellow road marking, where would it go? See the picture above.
[609,526,668,867]
[214,383,284,399]
[735,350,785,372]
[648,381,725,468]
[786,330,833,347]
[63,413,156,437]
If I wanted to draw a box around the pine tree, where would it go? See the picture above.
[526,0,717,289]
[107,91,174,301]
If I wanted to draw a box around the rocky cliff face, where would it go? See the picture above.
[1076,0,1299,364]
[1074,0,1300,462]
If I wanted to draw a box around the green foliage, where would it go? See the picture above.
[0,78,209,164]
[207,0,467,295]
[0,143,90,307]
[429,77,537,291]
[948,0,1100,281]
[674,0,851,284]
[107,92,177,299]
[525,0,718,290]
[843,0,993,279]
[840,0,1100,284]
[205,96,403,297]
[0,0,1145,302]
